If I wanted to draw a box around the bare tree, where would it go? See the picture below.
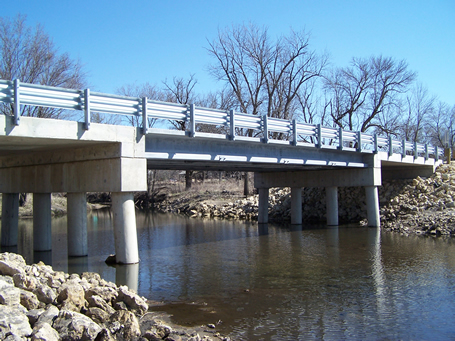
[208,23,326,195]
[162,75,199,189]
[207,23,327,137]
[0,15,86,119]
[427,102,455,148]
[324,55,416,133]
[116,82,165,127]
[399,83,435,142]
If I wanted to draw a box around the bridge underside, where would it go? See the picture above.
[0,117,443,265]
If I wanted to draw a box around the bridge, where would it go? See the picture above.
[0,79,443,264]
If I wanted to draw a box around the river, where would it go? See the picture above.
[4,210,455,340]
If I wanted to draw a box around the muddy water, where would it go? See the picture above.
[5,210,455,340]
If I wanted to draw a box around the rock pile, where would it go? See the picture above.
[154,164,455,236]
[0,252,227,340]
[155,184,406,224]
[380,163,455,236]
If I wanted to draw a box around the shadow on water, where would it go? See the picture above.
[3,210,455,340]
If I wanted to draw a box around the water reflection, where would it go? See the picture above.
[3,210,455,340]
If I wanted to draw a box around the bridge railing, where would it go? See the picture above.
[0,79,443,161]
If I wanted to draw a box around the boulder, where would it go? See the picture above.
[0,253,26,276]
[53,310,102,341]
[0,305,32,339]
[57,281,86,312]
[116,285,148,315]
[31,322,59,341]
[20,288,42,310]
[33,283,57,305]
[0,285,20,306]
[35,305,59,327]
[110,310,141,339]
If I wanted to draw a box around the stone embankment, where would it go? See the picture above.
[155,164,455,236]
[380,163,455,236]
[0,253,228,341]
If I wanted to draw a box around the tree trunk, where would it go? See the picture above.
[243,172,250,196]
[185,170,193,190]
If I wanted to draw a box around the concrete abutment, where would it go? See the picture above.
[0,118,147,263]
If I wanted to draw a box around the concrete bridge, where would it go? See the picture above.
[0,80,443,264]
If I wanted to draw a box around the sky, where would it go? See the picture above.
[2,0,454,106]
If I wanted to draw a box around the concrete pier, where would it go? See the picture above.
[326,186,339,226]
[67,192,88,257]
[33,193,52,251]
[258,188,269,224]
[112,192,139,264]
[365,186,380,227]
[291,187,302,225]
[1,193,19,246]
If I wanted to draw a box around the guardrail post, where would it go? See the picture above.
[316,124,322,148]
[229,109,235,141]
[13,79,20,126]
[291,119,297,146]
[142,97,148,135]
[188,104,196,137]
[262,115,269,143]
[356,131,362,152]
[373,134,378,154]
[424,143,429,161]
[338,127,343,150]
[84,88,90,130]
[413,141,418,160]
[401,139,406,158]
[388,136,393,157]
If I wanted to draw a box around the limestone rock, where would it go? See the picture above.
[53,310,102,341]
[0,285,20,306]
[26,308,45,328]
[35,305,60,327]
[86,294,116,315]
[110,310,141,339]
[57,281,86,312]
[20,288,42,310]
[13,272,39,291]
[33,283,57,305]
[31,322,59,341]
[0,305,32,339]
[0,252,26,276]
[116,285,148,315]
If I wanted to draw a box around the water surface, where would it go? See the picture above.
[4,210,455,340]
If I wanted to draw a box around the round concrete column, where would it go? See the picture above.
[111,192,139,264]
[365,186,380,227]
[67,193,88,257]
[1,193,19,246]
[33,193,52,251]
[258,188,269,224]
[326,186,339,226]
[290,187,302,225]
[116,263,139,293]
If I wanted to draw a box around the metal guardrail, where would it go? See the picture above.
[0,79,443,161]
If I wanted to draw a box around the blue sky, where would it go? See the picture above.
[2,0,454,106]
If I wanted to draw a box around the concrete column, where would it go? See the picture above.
[111,192,139,264]
[116,264,139,292]
[326,186,339,226]
[290,187,302,225]
[1,193,19,246]
[67,193,88,257]
[33,193,52,251]
[365,186,380,227]
[258,188,269,224]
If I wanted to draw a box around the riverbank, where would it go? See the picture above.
[152,163,455,236]
[0,252,230,340]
